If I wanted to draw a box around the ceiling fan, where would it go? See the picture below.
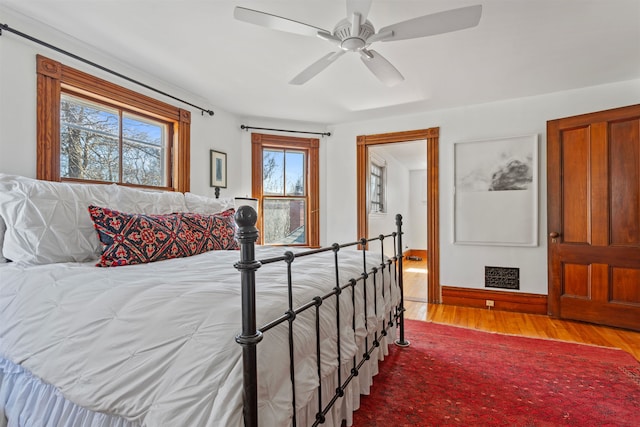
[234,0,482,87]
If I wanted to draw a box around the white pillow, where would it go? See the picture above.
[184,192,234,214]
[0,216,6,263]
[0,174,118,264]
[112,185,187,214]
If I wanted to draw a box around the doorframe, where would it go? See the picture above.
[356,127,441,303]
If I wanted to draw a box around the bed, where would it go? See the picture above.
[0,174,407,427]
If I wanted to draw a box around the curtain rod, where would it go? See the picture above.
[0,22,215,117]
[240,124,331,137]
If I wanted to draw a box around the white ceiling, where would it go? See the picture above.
[1,0,639,125]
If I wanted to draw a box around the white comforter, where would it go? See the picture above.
[0,247,398,426]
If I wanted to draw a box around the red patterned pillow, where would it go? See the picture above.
[88,206,238,267]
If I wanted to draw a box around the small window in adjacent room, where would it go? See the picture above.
[370,159,386,214]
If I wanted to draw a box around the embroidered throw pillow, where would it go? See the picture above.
[88,206,238,267]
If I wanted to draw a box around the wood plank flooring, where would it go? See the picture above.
[401,258,640,361]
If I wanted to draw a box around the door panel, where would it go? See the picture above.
[548,104,640,331]
[560,127,590,244]
[612,267,640,303]
[610,119,640,246]
[562,263,589,298]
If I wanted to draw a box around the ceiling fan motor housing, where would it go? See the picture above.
[334,18,374,51]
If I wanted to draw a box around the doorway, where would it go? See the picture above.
[356,127,441,303]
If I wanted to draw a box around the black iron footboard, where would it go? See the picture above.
[234,206,408,427]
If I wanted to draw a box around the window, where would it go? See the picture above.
[252,133,319,247]
[370,159,386,214]
[36,55,190,192]
[60,93,171,186]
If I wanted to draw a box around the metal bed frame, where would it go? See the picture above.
[234,206,409,427]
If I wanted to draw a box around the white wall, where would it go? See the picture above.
[0,7,244,200]
[408,169,428,251]
[368,146,410,257]
[326,79,640,295]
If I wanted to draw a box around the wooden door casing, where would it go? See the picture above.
[356,128,440,303]
[547,104,640,331]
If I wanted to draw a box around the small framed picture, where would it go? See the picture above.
[210,150,227,188]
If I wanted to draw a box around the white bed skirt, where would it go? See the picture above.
[0,358,138,427]
[1,324,396,427]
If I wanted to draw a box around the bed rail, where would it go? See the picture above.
[234,206,407,427]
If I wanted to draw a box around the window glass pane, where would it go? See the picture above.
[60,94,119,182]
[285,151,305,196]
[370,162,384,213]
[263,198,306,244]
[122,113,167,186]
[263,149,284,195]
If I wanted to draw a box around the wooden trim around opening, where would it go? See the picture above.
[356,127,440,303]
[442,286,548,315]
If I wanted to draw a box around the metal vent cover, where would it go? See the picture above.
[485,266,520,290]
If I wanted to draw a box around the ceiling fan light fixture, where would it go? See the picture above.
[341,37,366,51]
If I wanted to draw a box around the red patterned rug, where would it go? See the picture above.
[353,320,640,426]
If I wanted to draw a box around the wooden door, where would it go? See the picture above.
[547,104,640,331]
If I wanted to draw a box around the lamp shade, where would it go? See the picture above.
[234,197,258,213]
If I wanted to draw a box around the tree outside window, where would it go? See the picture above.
[262,149,306,244]
[60,94,170,187]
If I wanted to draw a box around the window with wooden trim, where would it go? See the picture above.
[251,133,319,247]
[36,55,190,192]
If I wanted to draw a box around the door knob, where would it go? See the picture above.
[549,232,559,238]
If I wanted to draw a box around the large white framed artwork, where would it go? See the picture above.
[454,134,538,246]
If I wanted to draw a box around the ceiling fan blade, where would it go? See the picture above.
[347,0,372,23]
[289,51,346,85]
[234,6,328,37]
[378,4,482,42]
[360,50,404,87]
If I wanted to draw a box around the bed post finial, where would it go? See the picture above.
[234,205,262,427]
[395,213,410,347]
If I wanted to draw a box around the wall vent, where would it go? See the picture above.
[485,266,520,290]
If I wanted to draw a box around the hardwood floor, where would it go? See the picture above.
[401,258,640,361]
